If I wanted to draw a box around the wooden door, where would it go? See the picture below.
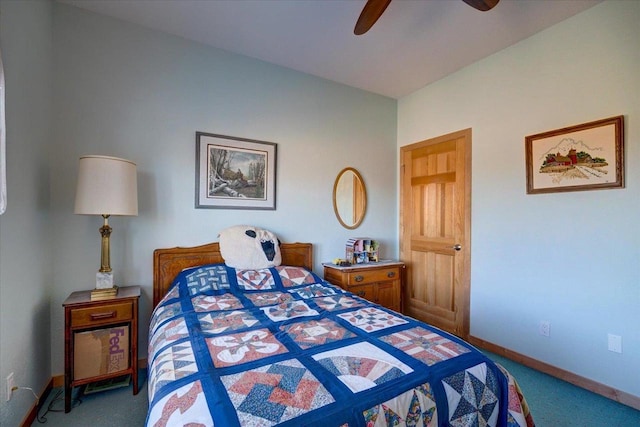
[400,129,471,338]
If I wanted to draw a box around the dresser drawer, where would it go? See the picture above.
[347,284,375,300]
[71,302,133,327]
[346,267,400,285]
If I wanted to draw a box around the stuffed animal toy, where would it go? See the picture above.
[218,225,282,269]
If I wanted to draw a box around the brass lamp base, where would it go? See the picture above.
[96,214,117,290]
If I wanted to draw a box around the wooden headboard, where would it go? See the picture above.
[152,242,313,307]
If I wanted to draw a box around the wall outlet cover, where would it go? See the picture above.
[608,334,622,353]
[6,372,14,401]
[539,320,550,337]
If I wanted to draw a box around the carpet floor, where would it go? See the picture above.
[485,351,640,426]
[33,355,639,426]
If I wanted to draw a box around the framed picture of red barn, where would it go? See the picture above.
[196,132,277,209]
[525,115,624,194]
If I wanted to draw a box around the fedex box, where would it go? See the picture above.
[74,326,129,380]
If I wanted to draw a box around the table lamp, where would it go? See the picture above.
[74,155,138,292]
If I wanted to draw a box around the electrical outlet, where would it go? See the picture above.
[539,320,550,337]
[608,334,622,353]
[6,372,14,401]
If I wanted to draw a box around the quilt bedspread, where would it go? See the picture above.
[147,264,534,427]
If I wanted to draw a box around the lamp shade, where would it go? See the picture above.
[74,155,138,216]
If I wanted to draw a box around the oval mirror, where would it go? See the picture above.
[333,167,367,229]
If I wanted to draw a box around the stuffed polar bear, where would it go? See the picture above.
[218,225,282,270]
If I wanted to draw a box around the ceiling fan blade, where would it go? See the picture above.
[461,0,500,12]
[354,0,392,35]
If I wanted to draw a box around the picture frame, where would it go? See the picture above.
[525,115,624,194]
[196,132,277,209]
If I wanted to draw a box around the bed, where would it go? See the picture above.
[147,241,534,427]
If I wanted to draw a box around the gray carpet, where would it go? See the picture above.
[485,351,640,426]
[33,357,640,426]
[33,371,148,426]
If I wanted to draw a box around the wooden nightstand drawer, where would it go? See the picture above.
[346,267,399,285]
[71,301,133,327]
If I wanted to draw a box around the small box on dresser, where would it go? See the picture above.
[323,262,404,312]
[345,238,380,264]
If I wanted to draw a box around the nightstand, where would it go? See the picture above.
[323,262,404,312]
[62,286,140,413]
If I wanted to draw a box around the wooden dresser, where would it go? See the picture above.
[323,262,404,312]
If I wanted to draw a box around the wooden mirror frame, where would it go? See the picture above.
[332,167,367,229]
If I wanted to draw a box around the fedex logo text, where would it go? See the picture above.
[108,328,127,372]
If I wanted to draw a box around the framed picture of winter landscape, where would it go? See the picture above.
[525,115,624,194]
[196,132,277,209]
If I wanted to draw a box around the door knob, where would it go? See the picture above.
[452,244,462,251]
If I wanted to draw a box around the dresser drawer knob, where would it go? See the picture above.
[357,290,366,297]
[90,311,116,320]
[387,271,396,278]
[354,275,364,282]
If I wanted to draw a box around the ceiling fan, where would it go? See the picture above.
[354,0,500,35]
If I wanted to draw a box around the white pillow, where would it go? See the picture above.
[218,225,282,270]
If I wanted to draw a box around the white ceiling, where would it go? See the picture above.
[58,0,602,99]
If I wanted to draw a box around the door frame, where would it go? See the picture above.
[399,128,472,338]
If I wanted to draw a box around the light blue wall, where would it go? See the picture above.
[2,2,637,425]
[398,0,639,399]
[49,4,398,374]
[0,0,53,425]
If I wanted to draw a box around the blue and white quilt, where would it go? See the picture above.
[146,264,534,427]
